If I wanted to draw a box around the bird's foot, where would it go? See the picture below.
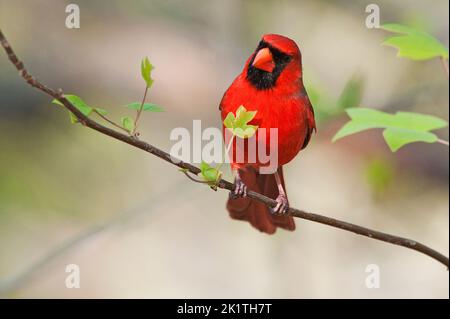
[229,177,247,199]
[270,194,289,215]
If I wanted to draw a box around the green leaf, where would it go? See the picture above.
[200,161,208,171]
[141,56,154,88]
[223,105,258,139]
[121,116,135,133]
[392,112,448,131]
[382,127,438,152]
[346,108,394,125]
[235,106,257,129]
[68,112,78,124]
[203,168,220,182]
[198,161,221,184]
[233,125,258,139]
[52,94,94,123]
[381,23,449,60]
[223,112,236,129]
[94,107,108,115]
[333,108,448,151]
[332,120,381,141]
[126,102,164,112]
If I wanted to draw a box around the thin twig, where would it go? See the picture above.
[182,170,211,184]
[92,109,129,133]
[133,85,149,135]
[0,29,448,268]
[437,138,449,146]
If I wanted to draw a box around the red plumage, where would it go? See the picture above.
[220,34,316,234]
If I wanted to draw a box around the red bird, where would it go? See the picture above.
[220,34,316,234]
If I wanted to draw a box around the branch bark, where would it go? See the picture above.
[1,30,448,268]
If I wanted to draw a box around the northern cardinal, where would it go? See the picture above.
[220,34,316,234]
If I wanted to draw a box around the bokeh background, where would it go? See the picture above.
[0,0,448,298]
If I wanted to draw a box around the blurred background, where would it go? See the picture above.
[0,0,448,298]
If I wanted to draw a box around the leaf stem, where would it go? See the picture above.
[182,170,211,184]
[437,138,449,146]
[133,85,149,135]
[92,109,129,133]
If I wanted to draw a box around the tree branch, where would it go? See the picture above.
[1,29,448,268]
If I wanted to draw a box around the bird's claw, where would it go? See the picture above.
[270,194,289,215]
[230,178,247,199]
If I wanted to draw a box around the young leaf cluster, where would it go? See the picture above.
[52,57,163,136]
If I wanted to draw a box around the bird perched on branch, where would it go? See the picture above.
[220,34,316,234]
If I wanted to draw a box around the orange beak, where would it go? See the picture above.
[252,47,275,72]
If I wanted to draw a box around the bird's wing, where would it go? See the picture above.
[301,93,316,150]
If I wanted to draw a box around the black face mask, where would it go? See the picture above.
[246,40,292,90]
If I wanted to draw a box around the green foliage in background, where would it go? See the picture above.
[333,108,448,151]
[365,158,395,197]
[306,75,364,123]
[381,23,449,60]
[51,57,163,135]
[333,23,449,152]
